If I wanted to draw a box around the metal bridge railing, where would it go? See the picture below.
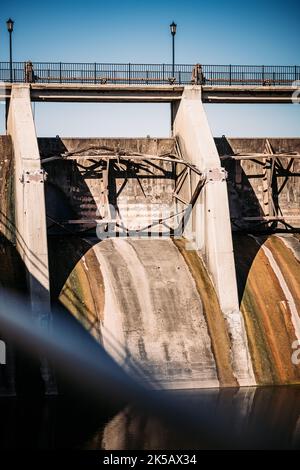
[0,62,299,86]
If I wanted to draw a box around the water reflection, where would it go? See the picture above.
[0,386,300,450]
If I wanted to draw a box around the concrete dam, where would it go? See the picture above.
[1,84,300,395]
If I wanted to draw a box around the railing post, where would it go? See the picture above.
[229,64,232,85]
[128,63,131,84]
[94,62,97,84]
[262,65,265,84]
[59,62,62,83]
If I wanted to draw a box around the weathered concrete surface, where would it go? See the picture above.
[40,138,176,234]
[202,85,297,103]
[217,138,300,229]
[0,233,28,396]
[51,237,226,389]
[174,239,238,387]
[42,134,253,387]
[6,84,56,394]
[2,83,295,104]
[39,137,176,157]
[97,238,219,389]
[0,136,18,396]
[234,234,300,385]
[0,136,15,241]
[28,83,185,103]
[42,135,243,388]
[173,87,254,386]
[7,85,50,312]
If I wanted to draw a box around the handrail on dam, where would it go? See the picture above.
[41,147,204,177]
[0,61,299,86]
[41,144,207,237]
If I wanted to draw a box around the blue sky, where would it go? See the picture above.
[1,0,299,136]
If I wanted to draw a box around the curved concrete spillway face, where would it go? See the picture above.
[48,234,241,389]
[233,233,300,386]
[216,138,300,386]
[56,237,219,389]
[95,238,220,389]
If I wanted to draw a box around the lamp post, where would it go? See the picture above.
[170,21,177,80]
[6,18,14,83]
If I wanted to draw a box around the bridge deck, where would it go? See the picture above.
[1,83,297,103]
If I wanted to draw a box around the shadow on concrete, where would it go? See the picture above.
[217,137,265,232]
[0,233,45,396]
[232,233,268,305]
[41,137,176,302]
[215,137,270,305]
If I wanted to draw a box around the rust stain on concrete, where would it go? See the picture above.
[59,251,104,342]
[234,234,300,385]
[174,238,238,387]
[48,237,105,343]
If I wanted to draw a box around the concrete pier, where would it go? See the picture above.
[6,85,56,394]
[173,86,255,385]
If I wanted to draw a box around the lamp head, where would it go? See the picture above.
[6,18,14,33]
[170,21,177,36]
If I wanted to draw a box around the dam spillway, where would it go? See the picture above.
[234,233,300,385]
[0,84,300,395]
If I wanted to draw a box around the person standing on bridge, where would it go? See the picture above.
[191,64,206,85]
[24,61,37,83]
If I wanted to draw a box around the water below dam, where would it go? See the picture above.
[0,386,300,450]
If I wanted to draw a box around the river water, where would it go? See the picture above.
[0,386,299,450]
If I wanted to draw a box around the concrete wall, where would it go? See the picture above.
[7,85,55,394]
[173,87,254,385]
[216,138,300,230]
[42,136,243,387]
[0,136,15,242]
[0,136,17,396]
[40,138,177,235]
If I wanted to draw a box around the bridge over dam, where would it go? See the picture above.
[0,78,300,395]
